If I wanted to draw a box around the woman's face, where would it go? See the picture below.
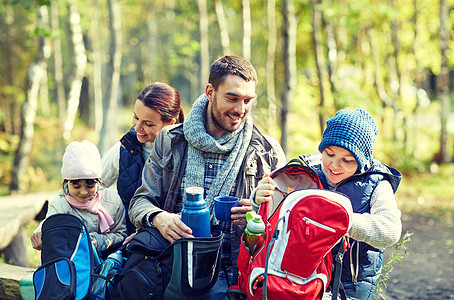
[322,146,358,184]
[133,99,176,144]
[67,180,98,203]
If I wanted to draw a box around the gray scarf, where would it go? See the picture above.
[183,94,253,209]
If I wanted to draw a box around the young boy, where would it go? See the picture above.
[254,108,402,300]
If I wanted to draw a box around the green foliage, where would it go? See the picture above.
[397,164,454,222]
[375,231,413,299]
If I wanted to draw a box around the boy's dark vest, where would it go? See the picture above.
[303,154,401,298]
[118,127,145,234]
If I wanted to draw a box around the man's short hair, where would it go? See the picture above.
[208,55,258,90]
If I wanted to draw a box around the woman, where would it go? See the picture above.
[102,82,184,235]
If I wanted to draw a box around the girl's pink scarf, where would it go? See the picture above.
[65,189,114,233]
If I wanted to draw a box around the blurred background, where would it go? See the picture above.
[0,0,453,221]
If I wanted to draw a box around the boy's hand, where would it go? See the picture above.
[255,174,275,205]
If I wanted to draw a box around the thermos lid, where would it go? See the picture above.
[186,186,204,195]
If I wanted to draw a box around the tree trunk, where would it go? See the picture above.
[215,0,231,54]
[437,0,450,164]
[99,0,122,155]
[310,0,327,136]
[242,0,251,61]
[63,0,87,140]
[197,0,209,90]
[3,4,14,135]
[50,0,66,123]
[91,7,103,134]
[39,5,51,117]
[281,0,297,154]
[266,0,277,136]
[145,7,159,82]
[10,6,48,193]
[323,16,339,110]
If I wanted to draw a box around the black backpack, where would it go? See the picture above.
[33,213,97,300]
[109,227,223,300]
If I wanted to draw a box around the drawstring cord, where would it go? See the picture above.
[349,241,359,283]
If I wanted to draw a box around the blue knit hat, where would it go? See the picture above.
[318,108,378,172]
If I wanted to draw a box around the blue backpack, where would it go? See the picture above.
[33,213,97,300]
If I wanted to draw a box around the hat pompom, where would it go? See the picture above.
[61,140,102,180]
[318,108,378,171]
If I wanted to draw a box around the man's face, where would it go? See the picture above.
[206,74,256,139]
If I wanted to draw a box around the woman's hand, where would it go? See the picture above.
[123,232,137,245]
[255,174,275,205]
[153,211,194,243]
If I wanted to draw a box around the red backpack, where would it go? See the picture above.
[236,159,353,299]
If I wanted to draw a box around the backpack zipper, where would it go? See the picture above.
[303,217,336,233]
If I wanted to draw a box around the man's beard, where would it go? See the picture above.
[210,94,238,133]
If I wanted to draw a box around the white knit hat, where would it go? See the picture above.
[61,140,102,180]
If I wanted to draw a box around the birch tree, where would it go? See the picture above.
[242,0,251,61]
[310,0,327,135]
[266,0,277,136]
[437,0,451,163]
[99,0,122,154]
[215,0,231,54]
[197,0,209,88]
[63,0,87,140]
[50,0,66,123]
[280,0,297,153]
[10,5,48,193]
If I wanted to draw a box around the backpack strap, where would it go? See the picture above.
[262,211,283,300]
[331,237,348,300]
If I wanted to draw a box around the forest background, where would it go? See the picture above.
[0,0,453,241]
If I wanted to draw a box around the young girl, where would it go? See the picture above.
[31,140,127,256]
[254,108,402,300]
[101,82,184,235]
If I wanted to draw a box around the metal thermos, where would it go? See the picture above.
[90,250,123,299]
[243,213,266,256]
[181,187,211,238]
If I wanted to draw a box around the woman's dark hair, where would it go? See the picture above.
[136,82,184,123]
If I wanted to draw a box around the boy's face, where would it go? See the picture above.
[322,146,358,184]
[68,180,98,203]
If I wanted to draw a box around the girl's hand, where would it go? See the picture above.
[255,174,275,205]
[31,226,42,250]
[89,233,98,248]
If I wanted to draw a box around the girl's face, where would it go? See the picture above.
[322,146,358,184]
[133,99,176,144]
[67,180,98,203]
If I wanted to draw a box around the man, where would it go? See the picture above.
[129,55,286,298]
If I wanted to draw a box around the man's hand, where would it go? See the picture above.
[231,198,252,226]
[153,211,194,243]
